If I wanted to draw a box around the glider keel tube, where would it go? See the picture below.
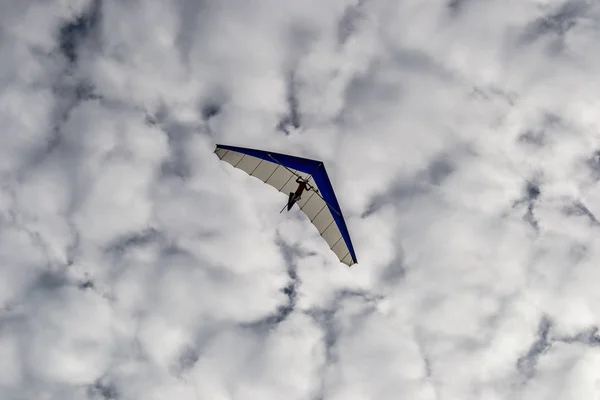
[214,144,358,266]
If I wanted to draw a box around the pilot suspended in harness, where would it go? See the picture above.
[282,176,314,212]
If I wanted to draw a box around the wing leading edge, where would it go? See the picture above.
[214,144,358,266]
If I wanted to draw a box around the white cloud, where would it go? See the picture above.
[2,0,600,399]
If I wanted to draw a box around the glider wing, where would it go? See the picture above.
[214,144,358,266]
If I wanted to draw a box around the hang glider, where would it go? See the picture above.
[214,144,358,266]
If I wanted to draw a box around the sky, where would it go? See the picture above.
[1,0,600,399]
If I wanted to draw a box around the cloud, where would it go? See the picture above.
[2,0,600,399]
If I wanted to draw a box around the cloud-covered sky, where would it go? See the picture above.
[2,0,600,399]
